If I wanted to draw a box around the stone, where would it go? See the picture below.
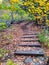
[2,54,12,62]
[38,57,44,61]
[24,57,33,64]
[34,62,40,65]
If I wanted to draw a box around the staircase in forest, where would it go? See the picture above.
[14,22,44,56]
[1,22,48,65]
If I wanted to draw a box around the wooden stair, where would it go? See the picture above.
[14,24,44,57]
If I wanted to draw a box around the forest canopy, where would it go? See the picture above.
[0,0,49,25]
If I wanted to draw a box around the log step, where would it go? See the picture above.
[23,31,40,34]
[21,36,38,38]
[23,33,39,35]
[21,39,39,42]
[20,42,40,44]
[22,35,38,38]
[18,44,41,47]
[14,50,44,56]
[21,38,38,40]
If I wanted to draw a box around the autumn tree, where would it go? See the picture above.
[20,0,49,26]
[0,0,49,26]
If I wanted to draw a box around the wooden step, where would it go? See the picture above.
[22,34,38,37]
[22,36,38,38]
[23,32,39,35]
[23,21,34,26]
[20,21,29,26]
[20,42,40,44]
[16,47,43,51]
[21,38,38,40]
[21,39,39,42]
[23,30,40,33]
[18,43,41,47]
[14,50,44,56]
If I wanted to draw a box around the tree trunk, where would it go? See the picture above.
[11,11,14,24]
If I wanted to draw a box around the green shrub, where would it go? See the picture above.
[6,59,18,65]
[1,13,11,20]
[38,32,46,43]
[45,35,49,47]
[0,48,8,59]
[0,22,7,30]
[38,30,49,48]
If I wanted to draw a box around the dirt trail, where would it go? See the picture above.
[0,22,48,65]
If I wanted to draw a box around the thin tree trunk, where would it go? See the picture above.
[11,11,14,24]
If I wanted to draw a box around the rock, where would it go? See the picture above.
[38,57,44,61]
[34,62,40,65]
[33,58,36,62]
[24,57,33,64]
[2,54,12,62]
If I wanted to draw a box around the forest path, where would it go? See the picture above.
[1,21,48,65]
[13,22,48,65]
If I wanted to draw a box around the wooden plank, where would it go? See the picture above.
[14,50,44,56]
[18,44,41,47]
[21,36,38,38]
[20,41,39,43]
[24,31,39,33]
[21,39,39,42]
[23,34,37,35]
[21,38,38,40]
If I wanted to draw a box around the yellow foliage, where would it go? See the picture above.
[46,2,49,6]
[2,0,49,26]
[10,0,20,4]
[46,20,49,26]
[11,5,15,10]
[13,13,17,19]
[36,16,41,18]
[23,1,33,6]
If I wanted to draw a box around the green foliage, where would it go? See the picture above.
[44,30,49,47]
[1,12,11,20]
[38,30,49,48]
[0,0,49,25]
[14,4,21,11]
[0,22,7,30]
[0,2,7,10]
[38,32,45,43]
[6,59,18,65]
[0,48,8,58]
